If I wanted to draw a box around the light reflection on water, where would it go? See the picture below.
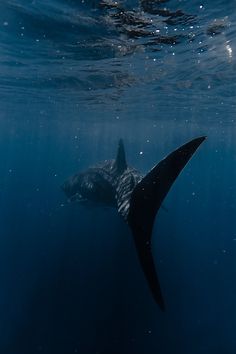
[0,0,235,116]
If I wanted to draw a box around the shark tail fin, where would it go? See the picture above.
[127,136,206,310]
[115,139,127,174]
[134,238,165,311]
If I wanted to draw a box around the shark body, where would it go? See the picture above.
[62,137,206,311]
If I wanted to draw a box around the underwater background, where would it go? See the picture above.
[0,0,236,353]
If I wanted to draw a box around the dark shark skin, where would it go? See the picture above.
[62,137,206,311]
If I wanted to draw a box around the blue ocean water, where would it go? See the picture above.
[0,0,236,353]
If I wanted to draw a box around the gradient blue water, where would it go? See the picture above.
[0,1,236,353]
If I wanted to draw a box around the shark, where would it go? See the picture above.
[62,136,206,311]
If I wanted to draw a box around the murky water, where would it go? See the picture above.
[0,0,236,353]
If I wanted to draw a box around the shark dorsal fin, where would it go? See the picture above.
[115,139,127,174]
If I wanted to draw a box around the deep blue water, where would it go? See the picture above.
[0,0,236,353]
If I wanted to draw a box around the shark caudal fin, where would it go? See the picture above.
[127,136,206,310]
[115,139,127,174]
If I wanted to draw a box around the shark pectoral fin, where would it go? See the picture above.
[128,136,206,309]
[134,235,165,311]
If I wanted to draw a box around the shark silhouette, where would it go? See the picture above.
[62,137,206,311]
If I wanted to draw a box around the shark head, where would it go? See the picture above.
[61,169,116,205]
[61,173,84,201]
[62,139,128,204]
